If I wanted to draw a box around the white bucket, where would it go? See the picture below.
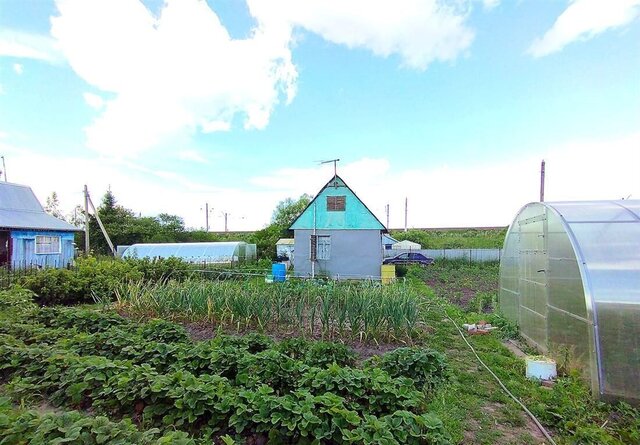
[526,356,557,380]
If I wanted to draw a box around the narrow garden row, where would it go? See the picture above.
[0,291,450,444]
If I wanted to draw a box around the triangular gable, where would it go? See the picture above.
[290,175,386,231]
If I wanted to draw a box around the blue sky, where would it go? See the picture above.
[1,0,639,230]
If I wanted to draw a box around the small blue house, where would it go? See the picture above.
[0,182,79,269]
[289,175,387,279]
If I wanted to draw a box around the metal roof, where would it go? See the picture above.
[276,238,295,245]
[392,240,421,249]
[0,182,79,231]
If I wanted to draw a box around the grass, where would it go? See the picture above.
[391,228,507,249]
[408,264,640,445]
[417,259,500,309]
[112,279,425,342]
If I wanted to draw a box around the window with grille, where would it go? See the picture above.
[35,235,61,254]
[327,196,346,211]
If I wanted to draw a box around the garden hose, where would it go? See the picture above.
[446,314,558,445]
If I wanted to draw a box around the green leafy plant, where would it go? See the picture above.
[365,347,448,390]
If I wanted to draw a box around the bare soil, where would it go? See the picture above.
[181,320,411,361]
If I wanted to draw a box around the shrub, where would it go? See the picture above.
[236,350,309,394]
[305,341,357,368]
[17,257,199,306]
[137,319,190,344]
[366,347,448,390]
[0,407,200,445]
[0,287,37,314]
[31,307,131,333]
[299,364,425,416]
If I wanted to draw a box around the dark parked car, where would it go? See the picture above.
[383,252,434,266]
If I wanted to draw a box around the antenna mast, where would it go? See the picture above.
[320,158,340,177]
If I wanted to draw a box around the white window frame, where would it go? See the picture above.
[316,235,331,260]
[35,235,61,255]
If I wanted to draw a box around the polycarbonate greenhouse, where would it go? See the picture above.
[122,241,257,264]
[499,200,640,403]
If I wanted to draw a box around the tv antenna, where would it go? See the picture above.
[319,158,340,177]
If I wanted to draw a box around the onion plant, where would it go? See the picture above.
[114,279,424,342]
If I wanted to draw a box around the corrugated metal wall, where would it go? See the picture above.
[10,230,75,269]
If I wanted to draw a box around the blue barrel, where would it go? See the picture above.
[272,263,286,282]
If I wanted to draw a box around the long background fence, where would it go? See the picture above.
[385,248,502,262]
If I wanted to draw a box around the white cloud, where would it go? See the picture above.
[51,0,297,157]
[48,0,483,156]
[83,92,104,109]
[177,149,209,164]
[2,132,639,231]
[252,133,640,228]
[0,141,274,231]
[201,120,231,133]
[482,0,500,10]
[13,63,23,74]
[0,29,63,63]
[248,0,475,70]
[529,0,640,57]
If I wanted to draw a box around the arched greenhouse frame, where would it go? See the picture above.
[499,200,640,403]
[122,241,257,264]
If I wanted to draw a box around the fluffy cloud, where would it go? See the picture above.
[248,0,475,70]
[0,141,274,231]
[0,29,63,62]
[13,63,23,74]
[252,133,640,229]
[48,0,480,156]
[3,132,639,231]
[529,0,640,57]
[51,0,297,157]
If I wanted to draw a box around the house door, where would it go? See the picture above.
[0,231,10,267]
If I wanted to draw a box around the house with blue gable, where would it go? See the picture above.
[0,182,79,269]
[289,175,387,279]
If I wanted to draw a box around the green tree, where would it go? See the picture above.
[271,194,312,228]
[250,194,312,260]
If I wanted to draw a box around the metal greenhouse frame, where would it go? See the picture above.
[499,200,640,404]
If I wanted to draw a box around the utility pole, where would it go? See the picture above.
[205,202,209,232]
[224,212,228,232]
[385,204,390,229]
[540,159,546,202]
[84,185,90,254]
[1,156,6,182]
[404,197,408,232]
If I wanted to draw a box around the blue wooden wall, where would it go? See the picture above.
[10,230,75,269]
